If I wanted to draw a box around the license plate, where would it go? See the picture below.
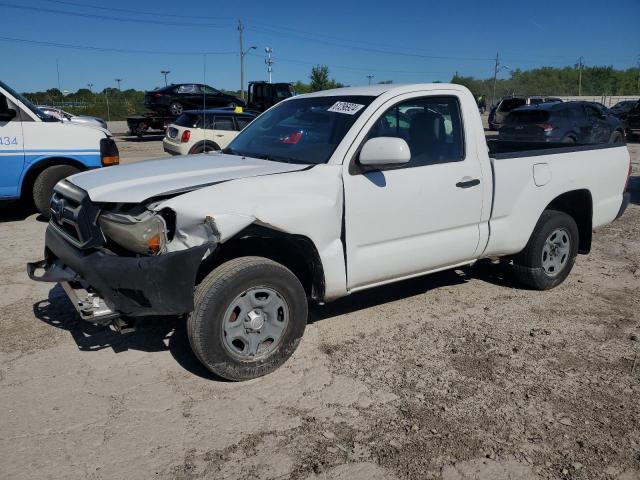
[168,127,178,139]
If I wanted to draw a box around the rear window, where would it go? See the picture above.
[499,98,526,112]
[174,113,200,128]
[506,110,550,123]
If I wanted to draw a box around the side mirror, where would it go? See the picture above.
[359,137,411,167]
[0,108,17,121]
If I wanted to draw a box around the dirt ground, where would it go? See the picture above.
[0,138,639,480]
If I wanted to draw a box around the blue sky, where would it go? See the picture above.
[1,0,639,93]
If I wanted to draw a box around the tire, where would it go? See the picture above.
[187,256,308,381]
[188,142,219,155]
[32,165,80,218]
[169,102,183,116]
[609,131,624,144]
[560,135,576,144]
[511,210,579,290]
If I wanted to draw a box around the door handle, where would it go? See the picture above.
[456,178,480,188]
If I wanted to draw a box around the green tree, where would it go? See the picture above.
[309,65,343,92]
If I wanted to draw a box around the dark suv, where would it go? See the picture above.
[488,96,562,130]
[499,101,625,144]
[144,84,245,116]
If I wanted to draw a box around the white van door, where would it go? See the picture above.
[0,92,25,198]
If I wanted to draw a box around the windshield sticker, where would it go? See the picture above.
[327,101,366,115]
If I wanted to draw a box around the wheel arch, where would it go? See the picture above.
[544,189,592,254]
[197,224,326,302]
[20,156,86,200]
[188,140,220,155]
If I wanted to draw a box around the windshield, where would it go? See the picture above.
[224,95,375,164]
[0,80,58,122]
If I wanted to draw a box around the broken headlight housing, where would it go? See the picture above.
[99,211,168,255]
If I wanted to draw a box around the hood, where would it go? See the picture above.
[69,153,309,203]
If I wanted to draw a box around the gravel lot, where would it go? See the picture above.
[0,137,638,480]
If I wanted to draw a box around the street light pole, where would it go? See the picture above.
[161,70,170,87]
[238,20,256,101]
[491,52,499,109]
[366,74,374,85]
[577,56,584,96]
[87,83,94,93]
[115,78,122,91]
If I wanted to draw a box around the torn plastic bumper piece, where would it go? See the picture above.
[27,225,211,321]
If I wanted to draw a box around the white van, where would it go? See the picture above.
[0,80,118,216]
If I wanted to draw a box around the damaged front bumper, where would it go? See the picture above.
[27,225,211,323]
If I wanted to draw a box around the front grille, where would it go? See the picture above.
[49,180,105,250]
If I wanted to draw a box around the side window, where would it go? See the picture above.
[213,116,234,131]
[177,85,198,94]
[235,116,253,130]
[367,96,464,167]
[0,94,19,122]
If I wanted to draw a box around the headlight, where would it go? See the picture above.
[99,211,167,255]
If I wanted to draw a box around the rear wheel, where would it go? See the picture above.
[169,102,184,116]
[511,210,579,290]
[32,165,80,218]
[609,130,624,144]
[188,142,219,154]
[560,135,576,144]
[187,257,308,381]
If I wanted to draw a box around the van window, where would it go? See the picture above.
[368,96,464,167]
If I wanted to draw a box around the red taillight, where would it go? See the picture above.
[153,93,162,98]
[181,130,191,143]
[536,123,555,132]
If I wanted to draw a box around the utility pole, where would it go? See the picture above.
[637,56,640,94]
[115,78,122,91]
[238,20,256,100]
[56,58,61,93]
[577,56,584,96]
[366,74,374,85]
[161,70,170,87]
[265,47,274,83]
[87,83,94,93]
[491,52,499,109]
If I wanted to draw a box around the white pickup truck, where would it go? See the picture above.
[28,84,631,381]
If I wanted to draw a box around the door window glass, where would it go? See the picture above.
[368,96,465,167]
[177,85,198,94]
[213,116,234,131]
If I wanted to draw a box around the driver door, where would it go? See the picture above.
[0,93,24,197]
[343,93,484,289]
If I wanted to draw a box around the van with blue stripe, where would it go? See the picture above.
[0,80,118,216]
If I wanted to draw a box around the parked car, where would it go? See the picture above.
[246,81,294,112]
[0,80,118,216]
[163,108,256,155]
[28,84,631,381]
[624,100,640,139]
[37,105,108,130]
[144,84,245,116]
[489,96,562,130]
[499,101,625,144]
[610,100,639,119]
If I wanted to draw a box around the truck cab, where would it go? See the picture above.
[0,80,119,216]
[246,81,294,112]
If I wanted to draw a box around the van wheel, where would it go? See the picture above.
[187,257,308,381]
[511,210,579,290]
[32,165,80,218]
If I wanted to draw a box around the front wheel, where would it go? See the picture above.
[187,257,308,381]
[33,165,80,218]
[511,210,579,290]
[169,102,183,116]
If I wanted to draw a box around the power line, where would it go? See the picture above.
[0,2,231,28]
[0,35,236,56]
[245,26,493,62]
[40,0,235,21]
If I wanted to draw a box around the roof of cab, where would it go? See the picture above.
[297,83,469,98]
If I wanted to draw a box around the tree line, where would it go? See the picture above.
[21,64,639,120]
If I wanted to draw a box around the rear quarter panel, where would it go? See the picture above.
[484,144,630,257]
